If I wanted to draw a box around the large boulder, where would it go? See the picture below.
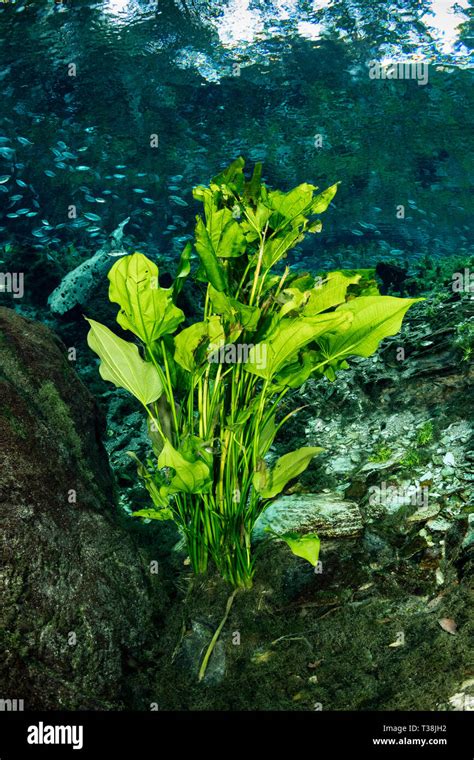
[0,307,162,710]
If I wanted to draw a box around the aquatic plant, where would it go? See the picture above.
[369,444,393,463]
[87,158,420,590]
[399,449,422,469]
[454,321,474,364]
[416,421,434,446]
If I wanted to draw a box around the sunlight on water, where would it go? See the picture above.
[103,0,143,26]
[217,0,265,47]
[426,0,470,53]
[104,0,130,15]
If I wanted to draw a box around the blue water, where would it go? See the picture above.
[0,0,472,279]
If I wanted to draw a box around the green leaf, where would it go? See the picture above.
[278,286,311,317]
[194,217,228,291]
[253,446,323,499]
[132,508,174,521]
[158,439,211,494]
[311,183,339,214]
[174,321,208,372]
[303,271,361,315]
[269,183,316,226]
[173,241,193,301]
[147,415,164,458]
[108,252,184,344]
[307,220,322,233]
[209,285,261,336]
[262,227,303,268]
[127,451,172,516]
[212,156,246,195]
[241,202,272,240]
[272,349,320,388]
[244,311,350,380]
[287,272,315,291]
[318,296,422,364]
[281,532,320,566]
[85,318,163,405]
[258,412,277,457]
[174,316,226,372]
[245,161,263,204]
[206,207,247,259]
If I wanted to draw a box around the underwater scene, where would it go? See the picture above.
[0,0,473,737]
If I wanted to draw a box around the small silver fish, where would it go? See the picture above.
[169,195,188,207]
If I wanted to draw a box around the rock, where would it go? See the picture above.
[328,454,356,475]
[447,679,474,711]
[252,492,363,543]
[48,248,116,316]
[407,503,441,524]
[443,452,456,467]
[0,308,162,709]
[462,514,474,550]
[176,621,226,686]
[48,218,130,316]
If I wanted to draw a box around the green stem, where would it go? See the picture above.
[198,589,238,682]
[248,224,268,306]
[160,338,179,434]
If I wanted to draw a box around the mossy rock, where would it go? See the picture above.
[0,307,165,709]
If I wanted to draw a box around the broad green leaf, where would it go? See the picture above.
[254,446,323,499]
[209,285,261,335]
[344,268,379,297]
[241,202,272,240]
[281,532,320,566]
[321,268,379,298]
[108,252,184,344]
[180,434,214,470]
[303,271,361,316]
[278,287,311,317]
[158,439,211,494]
[311,182,339,214]
[272,349,320,388]
[244,311,350,380]
[269,183,316,226]
[194,216,228,291]
[262,227,303,268]
[212,156,246,195]
[204,206,247,258]
[287,272,315,291]
[85,318,163,405]
[174,321,209,372]
[318,296,422,364]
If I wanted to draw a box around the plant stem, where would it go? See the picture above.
[160,339,179,434]
[249,224,268,306]
[198,589,238,682]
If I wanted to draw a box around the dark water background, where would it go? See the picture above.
[0,0,472,285]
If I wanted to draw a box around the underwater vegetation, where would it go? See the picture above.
[87,159,420,595]
[0,0,472,719]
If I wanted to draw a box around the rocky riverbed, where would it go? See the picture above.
[1,274,472,710]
